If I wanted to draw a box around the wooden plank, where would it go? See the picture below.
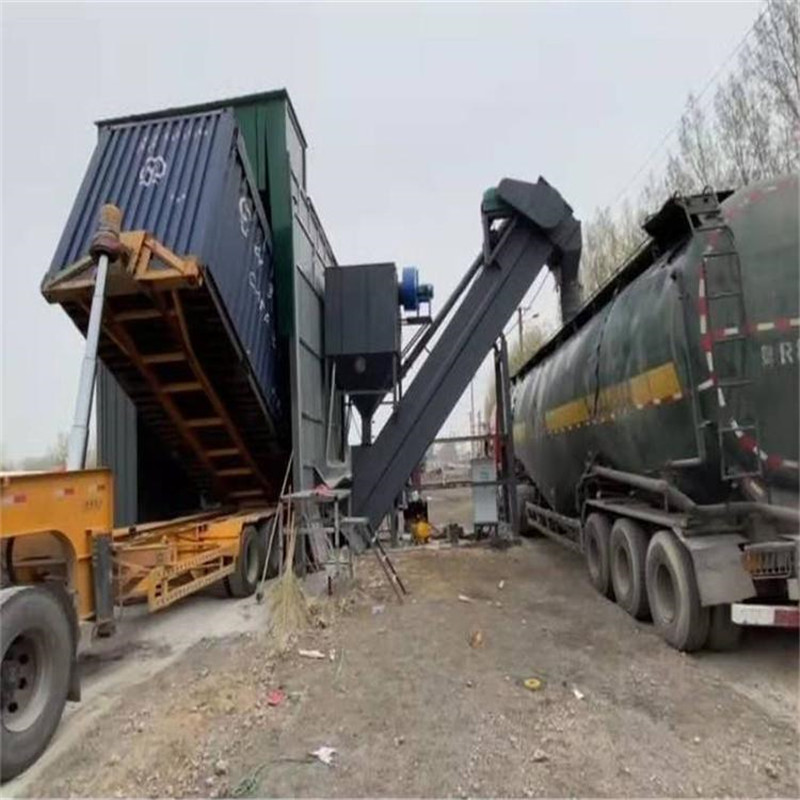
[169,291,276,496]
[207,448,240,457]
[142,351,186,364]
[162,381,202,393]
[114,308,166,322]
[186,417,223,428]
[217,467,253,477]
[100,311,227,500]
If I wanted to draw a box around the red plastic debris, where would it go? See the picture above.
[266,689,286,707]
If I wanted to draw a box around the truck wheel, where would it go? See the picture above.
[1,585,73,781]
[610,518,650,620]
[583,513,614,599]
[645,530,709,652]
[225,525,266,598]
[261,517,282,580]
[706,604,742,651]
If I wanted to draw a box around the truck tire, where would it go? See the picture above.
[261,516,282,580]
[706,604,742,651]
[645,530,709,652]
[1,585,73,781]
[225,525,266,598]
[609,518,650,620]
[583,513,614,599]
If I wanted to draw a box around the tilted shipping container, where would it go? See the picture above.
[43,107,288,512]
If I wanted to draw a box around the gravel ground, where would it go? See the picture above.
[20,533,798,799]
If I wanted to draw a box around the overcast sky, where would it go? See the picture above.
[1,1,758,461]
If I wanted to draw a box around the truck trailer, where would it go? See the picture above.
[513,175,800,652]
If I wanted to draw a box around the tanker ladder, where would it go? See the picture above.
[683,191,765,484]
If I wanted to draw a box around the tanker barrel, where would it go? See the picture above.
[495,178,583,323]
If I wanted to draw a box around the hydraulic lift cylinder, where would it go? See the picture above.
[66,205,122,470]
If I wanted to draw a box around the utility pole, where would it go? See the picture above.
[469,380,475,458]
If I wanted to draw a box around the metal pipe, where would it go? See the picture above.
[401,251,483,378]
[590,465,697,512]
[325,361,338,463]
[525,501,583,531]
[361,415,372,447]
[591,465,800,524]
[692,501,800,524]
[66,253,110,470]
[527,518,583,553]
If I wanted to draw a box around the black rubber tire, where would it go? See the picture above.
[706,604,742,651]
[262,517,282,580]
[583,513,614,599]
[645,530,709,652]
[609,518,650,620]
[1,585,73,781]
[225,525,266,598]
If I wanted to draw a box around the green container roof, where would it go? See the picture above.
[97,89,329,339]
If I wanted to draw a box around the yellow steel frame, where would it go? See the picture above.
[43,231,202,300]
[2,228,276,629]
[0,469,113,620]
[43,228,275,503]
[0,469,273,623]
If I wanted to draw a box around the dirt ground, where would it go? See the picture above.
[17,528,799,798]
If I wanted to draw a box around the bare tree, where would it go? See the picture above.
[581,1,799,295]
[18,433,70,472]
[676,94,728,190]
[715,72,776,184]
[580,201,645,295]
[749,0,800,126]
[509,322,549,375]
[483,321,549,431]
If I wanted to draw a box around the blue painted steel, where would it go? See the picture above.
[48,108,281,422]
[399,266,433,311]
[399,266,419,310]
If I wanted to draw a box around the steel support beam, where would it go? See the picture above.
[352,178,580,530]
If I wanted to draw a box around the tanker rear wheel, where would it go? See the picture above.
[706,604,742,651]
[583,513,614,599]
[609,518,650,620]
[645,530,709,652]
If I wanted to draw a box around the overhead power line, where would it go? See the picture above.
[605,4,768,212]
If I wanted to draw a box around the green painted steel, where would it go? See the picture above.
[513,174,799,516]
[98,90,307,338]
[97,90,339,500]
[234,101,295,337]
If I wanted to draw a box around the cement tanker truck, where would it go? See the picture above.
[513,174,799,651]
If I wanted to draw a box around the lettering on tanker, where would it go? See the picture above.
[760,339,800,368]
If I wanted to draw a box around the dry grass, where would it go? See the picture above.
[267,509,310,647]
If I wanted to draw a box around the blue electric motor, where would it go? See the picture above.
[399,266,434,312]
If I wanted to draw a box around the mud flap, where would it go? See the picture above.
[681,533,755,606]
[91,533,116,637]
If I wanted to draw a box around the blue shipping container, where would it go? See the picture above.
[47,108,282,424]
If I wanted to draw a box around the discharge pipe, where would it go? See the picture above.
[66,205,122,470]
